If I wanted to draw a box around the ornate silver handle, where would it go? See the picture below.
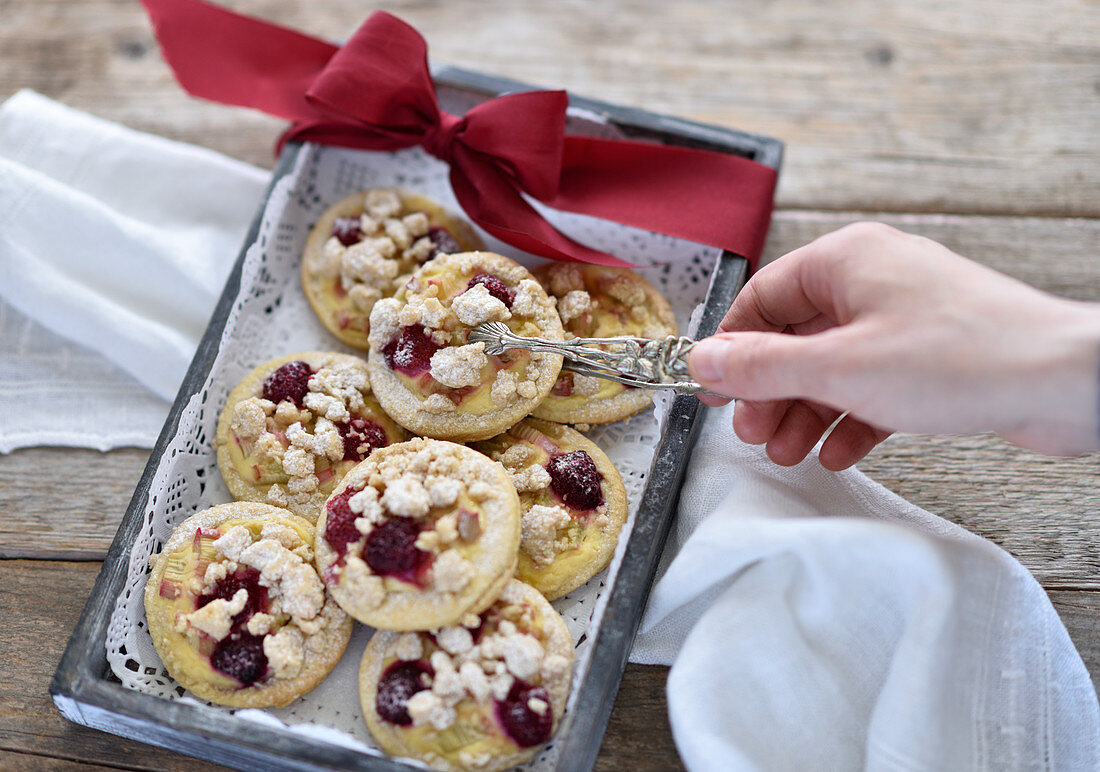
[468,321,721,396]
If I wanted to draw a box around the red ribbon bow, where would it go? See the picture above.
[141,0,777,268]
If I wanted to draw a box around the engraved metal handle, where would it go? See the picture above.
[468,321,721,396]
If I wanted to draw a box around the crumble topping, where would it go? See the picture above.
[430,343,488,389]
[451,282,511,326]
[179,588,248,640]
[380,478,432,518]
[520,504,573,565]
[556,290,591,325]
[509,279,545,318]
[509,464,551,493]
[264,626,305,679]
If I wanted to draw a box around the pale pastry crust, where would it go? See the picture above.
[301,188,484,350]
[367,252,564,442]
[360,580,574,772]
[473,418,629,600]
[314,438,522,630]
[215,352,408,522]
[144,502,353,708]
[531,264,677,425]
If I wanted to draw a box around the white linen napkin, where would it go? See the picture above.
[0,89,268,452]
[631,402,1100,770]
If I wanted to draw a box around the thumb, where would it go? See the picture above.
[689,332,830,401]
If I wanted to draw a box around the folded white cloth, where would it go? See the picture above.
[0,89,268,452]
[631,402,1100,770]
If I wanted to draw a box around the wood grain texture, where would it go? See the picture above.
[1,0,1097,217]
[0,560,228,772]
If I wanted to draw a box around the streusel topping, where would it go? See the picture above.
[315,438,521,630]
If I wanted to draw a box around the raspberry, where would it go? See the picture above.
[210,633,268,686]
[496,680,552,747]
[261,360,313,407]
[197,568,268,629]
[381,325,442,377]
[376,660,432,725]
[428,226,461,257]
[547,450,604,511]
[364,519,427,577]
[339,417,388,461]
[468,273,516,308]
[331,216,362,246]
[322,488,361,556]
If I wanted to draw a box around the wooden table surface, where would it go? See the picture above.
[2,1,1098,770]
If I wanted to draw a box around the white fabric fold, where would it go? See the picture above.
[0,89,268,451]
[630,403,1100,770]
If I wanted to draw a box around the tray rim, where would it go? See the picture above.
[51,64,782,772]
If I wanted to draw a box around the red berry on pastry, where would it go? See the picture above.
[428,226,461,257]
[339,417,388,461]
[331,216,363,247]
[547,450,604,511]
[497,680,554,747]
[210,633,269,686]
[376,660,433,725]
[323,488,361,555]
[261,360,314,407]
[364,519,428,577]
[467,273,516,308]
[197,567,268,623]
[381,325,442,377]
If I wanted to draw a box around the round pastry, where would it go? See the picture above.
[360,580,574,772]
[473,418,628,600]
[215,352,407,522]
[302,188,484,350]
[367,252,564,442]
[531,263,677,425]
[314,438,522,630]
[144,502,352,708]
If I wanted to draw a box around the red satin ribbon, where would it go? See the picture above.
[141,0,777,268]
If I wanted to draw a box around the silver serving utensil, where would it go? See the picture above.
[468,321,721,396]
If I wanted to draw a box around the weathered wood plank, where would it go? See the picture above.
[0,0,1096,217]
[0,560,229,772]
[3,560,1096,772]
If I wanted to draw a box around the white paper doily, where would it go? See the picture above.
[105,103,720,769]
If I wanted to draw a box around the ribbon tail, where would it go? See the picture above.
[140,0,337,121]
[550,136,778,269]
[451,149,636,268]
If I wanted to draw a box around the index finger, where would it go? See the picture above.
[718,230,848,334]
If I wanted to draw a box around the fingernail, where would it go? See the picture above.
[690,338,727,382]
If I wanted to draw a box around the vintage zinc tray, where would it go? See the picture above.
[52,65,782,771]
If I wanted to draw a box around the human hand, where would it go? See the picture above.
[690,222,1100,469]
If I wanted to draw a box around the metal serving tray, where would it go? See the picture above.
[51,65,782,771]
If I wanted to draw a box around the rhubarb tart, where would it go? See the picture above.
[144,502,352,708]
[314,438,521,630]
[532,264,676,425]
[367,252,564,442]
[360,580,573,772]
[474,418,628,600]
[302,188,483,350]
[215,352,407,522]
